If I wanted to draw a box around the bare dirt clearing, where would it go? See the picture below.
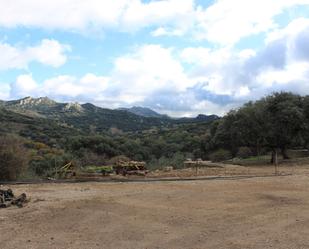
[2,165,309,249]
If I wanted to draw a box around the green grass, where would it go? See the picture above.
[226,153,309,166]
[82,165,114,173]
[226,155,272,166]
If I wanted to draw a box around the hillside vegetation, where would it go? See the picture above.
[1,92,309,180]
[0,97,216,179]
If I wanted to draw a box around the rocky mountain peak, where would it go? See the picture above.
[63,102,84,112]
[17,96,56,107]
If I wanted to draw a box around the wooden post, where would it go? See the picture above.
[275,149,278,175]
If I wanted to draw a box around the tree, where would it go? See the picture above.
[210,92,305,164]
[0,135,29,180]
[301,95,309,148]
[232,101,268,155]
[263,92,304,161]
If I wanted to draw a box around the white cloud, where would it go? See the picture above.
[0,0,124,30]
[43,74,109,98]
[0,39,70,70]
[192,100,236,117]
[181,47,233,66]
[256,62,309,86]
[40,74,108,98]
[238,49,257,60]
[265,18,309,63]
[235,86,250,98]
[111,44,193,101]
[0,0,308,44]
[180,47,251,96]
[194,0,309,45]
[10,74,39,98]
[178,16,309,99]
[151,27,185,37]
[9,73,109,100]
[250,18,309,91]
[7,44,194,105]
[266,17,309,43]
[27,39,71,67]
[120,0,194,32]
[0,0,194,34]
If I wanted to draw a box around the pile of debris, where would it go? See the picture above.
[0,189,28,208]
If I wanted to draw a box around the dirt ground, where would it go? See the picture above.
[2,165,309,249]
[147,164,287,178]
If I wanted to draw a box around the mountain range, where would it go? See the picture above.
[118,106,169,118]
[0,96,219,134]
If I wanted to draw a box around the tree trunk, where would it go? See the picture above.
[271,148,278,175]
[281,147,289,160]
[271,148,278,165]
[256,141,260,157]
[271,149,275,164]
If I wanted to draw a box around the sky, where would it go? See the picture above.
[0,0,309,117]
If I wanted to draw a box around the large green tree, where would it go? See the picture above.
[210,92,305,163]
[263,92,304,160]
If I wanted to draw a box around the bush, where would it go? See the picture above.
[108,155,131,165]
[236,147,253,158]
[71,149,107,167]
[0,136,29,180]
[209,149,232,162]
[147,152,193,170]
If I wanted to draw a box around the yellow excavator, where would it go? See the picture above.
[53,162,76,179]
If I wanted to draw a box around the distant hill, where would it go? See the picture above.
[1,97,173,133]
[3,96,83,116]
[118,106,219,123]
[175,114,219,124]
[0,97,219,134]
[119,106,169,118]
[0,106,82,145]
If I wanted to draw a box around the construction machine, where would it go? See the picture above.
[113,160,148,176]
[52,161,76,179]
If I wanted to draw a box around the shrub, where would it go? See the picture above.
[0,136,29,181]
[79,151,107,166]
[29,152,73,176]
[108,155,131,165]
[147,152,192,170]
[209,149,232,162]
[236,147,253,158]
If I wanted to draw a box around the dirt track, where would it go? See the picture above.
[1,166,309,249]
